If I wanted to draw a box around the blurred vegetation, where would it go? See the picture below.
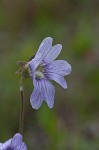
[0,0,99,149]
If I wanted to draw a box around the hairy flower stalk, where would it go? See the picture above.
[19,77,24,135]
[0,133,27,150]
[27,37,72,109]
[16,62,29,135]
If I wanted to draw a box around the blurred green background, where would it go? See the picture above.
[0,0,99,149]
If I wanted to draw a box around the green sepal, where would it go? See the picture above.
[17,61,28,68]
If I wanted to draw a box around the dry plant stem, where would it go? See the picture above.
[19,77,24,135]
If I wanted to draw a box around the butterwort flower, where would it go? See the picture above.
[0,133,27,150]
[27,37,71,109]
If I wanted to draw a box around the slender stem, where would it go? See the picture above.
[19,77,24,135]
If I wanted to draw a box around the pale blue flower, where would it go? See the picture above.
[28,37,71,109]
[0,133,27,150]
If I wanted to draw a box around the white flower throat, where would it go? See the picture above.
[35,63,45,79]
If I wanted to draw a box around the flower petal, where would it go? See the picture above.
[28,52,43,73]
[30,79,44,109]
[0,134,27,150]
[45,72,67,89]
[30,78,55,109]
[45,60,72,76]
[20,142,27,150]
[44,44,62,62]
[36,37,53,60]
[11,133,22,149]
[2,139,12,150]
[28,37,53,71]
[41,79,55,108]
[0,143,3,150]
